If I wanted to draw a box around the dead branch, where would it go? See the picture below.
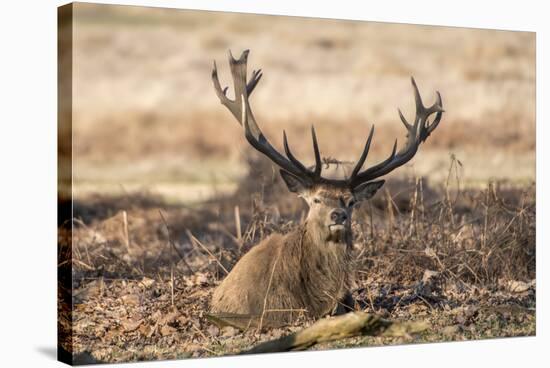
[241,312,428,354]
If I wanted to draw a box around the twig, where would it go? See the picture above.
[482,184,491,252]
[322,290,354,313]
[389,293,407,317]
[264,308,308,313]
[72,259,95,271]
[190,324,220,355]
[366,288,376,313]
[208,223,241,248]
[170,263,175,307]
[419,177,426,233]
[83,233,95,268]
[234,205,242,245]
[258,249,282,332]
[416,295,435,311]
[122,210,131,254]
[368,200,374,242]
[409,177,419,237]
[385,188,393,244]
[186,230,228,275]
[444,156,457,227]
[158,210,195,274]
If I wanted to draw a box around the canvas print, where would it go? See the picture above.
[58,3,536,365]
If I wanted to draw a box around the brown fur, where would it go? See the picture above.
[210,181,384,324]
[211,223,352,323]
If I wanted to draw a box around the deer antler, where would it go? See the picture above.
[348,77,444,186]
[212,50,324,186]
[212,50,444,190]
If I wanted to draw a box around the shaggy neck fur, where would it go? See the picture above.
[293,222,352,317]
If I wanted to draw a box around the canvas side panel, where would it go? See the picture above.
[58,2,74,366]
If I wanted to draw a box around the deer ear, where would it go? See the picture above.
[279,170,309,194]
[353,180,385,201]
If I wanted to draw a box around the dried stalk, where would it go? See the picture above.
[258,250,282,332]
[122,210,131,254]
[186,230,229,275]
[234,205,242,244]
[158,210,195,274]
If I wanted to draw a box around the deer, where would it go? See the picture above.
[209,50,444,326]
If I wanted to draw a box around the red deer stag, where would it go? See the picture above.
[210,50,444,325]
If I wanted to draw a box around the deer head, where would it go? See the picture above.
[212,50,444,244]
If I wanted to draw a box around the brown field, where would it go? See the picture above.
[59,3,536,364]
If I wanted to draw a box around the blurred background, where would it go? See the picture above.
[70,3,535,204]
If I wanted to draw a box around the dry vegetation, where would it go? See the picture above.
[58,3,536,364]
[59,155,535,363]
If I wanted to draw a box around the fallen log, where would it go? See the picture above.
[241,312,428,354]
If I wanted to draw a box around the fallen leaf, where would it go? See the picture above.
[220,326,238,338]
[141,277,155,288]
[122,294,140,306]
[422,270,440,283]
[441,325,461,336]
[207,324,220,337]
[151,310,163,322]
[138,324,153,337]
[177,315,189,326]
[160,325,176,336]
[160,310,179,325]
[121,319,143,332]
[506,280,531,293]
[184,272,209,287]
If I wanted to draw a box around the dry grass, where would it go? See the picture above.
[59,155,535,363]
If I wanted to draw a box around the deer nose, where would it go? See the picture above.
[330,209,348,224]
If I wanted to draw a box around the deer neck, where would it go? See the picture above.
[303,220,353,250]
[300,221,353,257]
[296,222,352,316]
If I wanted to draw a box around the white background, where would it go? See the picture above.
[0,0,546,367]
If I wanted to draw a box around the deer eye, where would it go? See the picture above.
[348,199,357,207]
[313,198,321,204]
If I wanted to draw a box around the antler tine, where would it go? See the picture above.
[350,125,375,179]
[248,69,263,95]
[411,77,444,120]
[212,60,233,112]
[398,108,412,131]
[311,126,322,177]
[411,77,425,121]
[283,130,309,173]
[351,77,443,185]
[422,91,444,141]
[214,50,318,182]
[350,139,397,187]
